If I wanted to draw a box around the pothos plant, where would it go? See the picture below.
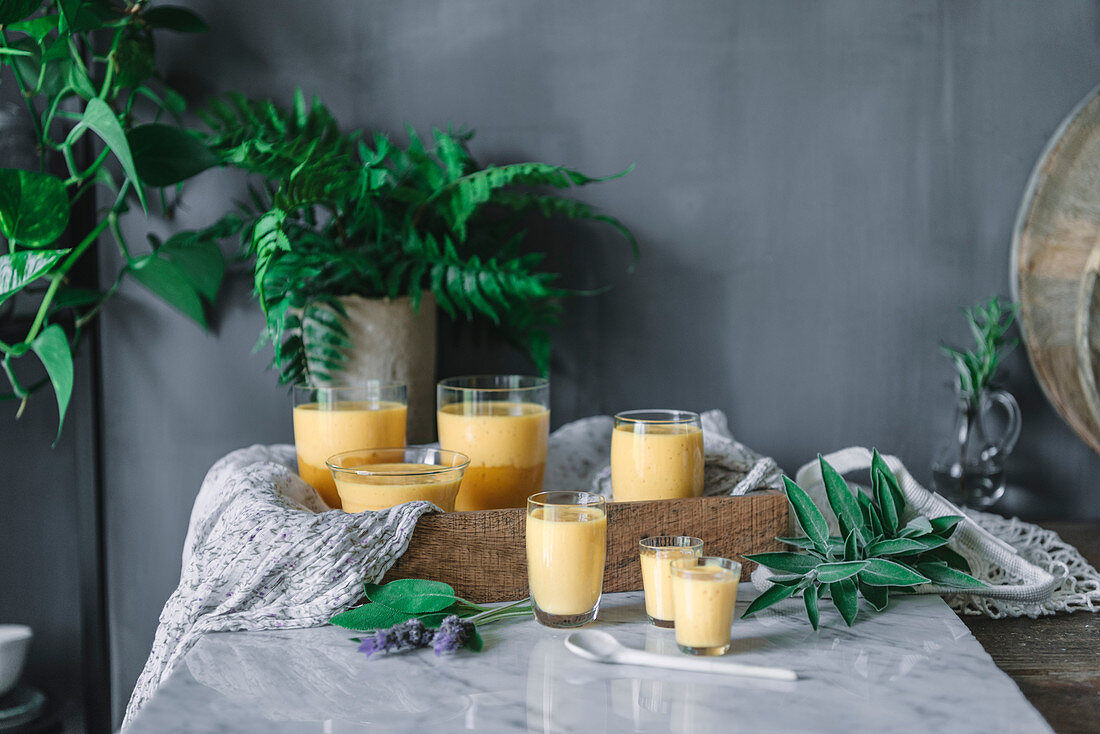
[0,0,224,439]
[742,450,988,629]
[183,91,637,385]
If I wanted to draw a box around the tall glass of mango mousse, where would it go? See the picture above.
[639,536,704,627]
[293,382,407,509]
[670,556,741,656]
[327,447,469,513]
[526,491,607,628]
[611,410,704,502]
[437,375,550,511]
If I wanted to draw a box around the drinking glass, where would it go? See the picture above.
[611,410,704,502]
[639,536,704,627]
[327,447,470,513]
[526,491,607,628]
[437,375,550,511]
[670,556,741,656]
[292,382,407,509]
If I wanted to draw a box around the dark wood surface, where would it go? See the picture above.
[961,522,1099,734]
[383,491,788,602]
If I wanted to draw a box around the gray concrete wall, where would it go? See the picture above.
[29,0,1100,725]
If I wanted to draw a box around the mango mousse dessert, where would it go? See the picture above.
[611,410,704,502]
[327,448,469,513]
[639,536,704,627]
[526,491,607,628]
[292,383,407,509]
[670,556,741,656]
[437,376,550,511]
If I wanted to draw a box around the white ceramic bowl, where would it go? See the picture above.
[0,625,32,697]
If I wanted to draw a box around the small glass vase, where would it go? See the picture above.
[931,388,1021,507]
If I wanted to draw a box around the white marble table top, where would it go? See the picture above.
[125,589,1052,734]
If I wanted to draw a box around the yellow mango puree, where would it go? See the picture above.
[671,564,739,650]
[438,401,549,510]
[333,462,464,513]
[610,423,704,502]
[293,401,407,508]
[526,506,607,615]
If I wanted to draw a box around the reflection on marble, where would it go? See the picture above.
[126,590,1052,734]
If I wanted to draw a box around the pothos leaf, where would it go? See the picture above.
[29,324,74,442]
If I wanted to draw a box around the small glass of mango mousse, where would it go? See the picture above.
[326,448,470,513]
[526,491,607,628]
[669,556,741,656]
[639,536,704,627]
[610,410,704,502]
[293,382,407,509]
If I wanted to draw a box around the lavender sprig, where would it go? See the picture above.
[357,618,431,657]
[432,615,476,656]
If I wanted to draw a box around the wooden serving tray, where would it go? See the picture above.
[382,491,789,603]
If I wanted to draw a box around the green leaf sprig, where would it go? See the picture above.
[742,450,987,629]
[330,578,532,654]
[0,1,221,440]
[940,295,1018,407]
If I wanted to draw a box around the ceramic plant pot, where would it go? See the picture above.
[323,294,438,442]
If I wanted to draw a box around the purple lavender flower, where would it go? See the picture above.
[431,614,476,656]
[357,619,430,658]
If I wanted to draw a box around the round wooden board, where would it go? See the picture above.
[1012,83,1100,456]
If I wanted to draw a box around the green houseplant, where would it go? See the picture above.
[187,91,637,389]
[0,0,224,438]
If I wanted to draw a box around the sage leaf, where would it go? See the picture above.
[899,516,933,538]
[872,449,906,514]
[465,627,485,652]
[859,581,889,611]
[865,538,927,557]
[916,562,989,589]
[815,561,868,584]
[330,602,412,631]
[820,455,863,539]
[830,578,859,627]
[858,558,929,587]
[804,583,820,630]
[366,578,457,613]
[743,552,820,575]
[872,468,899,535]
[782,476,830,553]
[843,528,860,561]
[923,546,972,573]
[776,536,815,550]
[741,580,800,618]
[0,168,69,247]
[856,491,884,537]
[29,323,73,441]
[929,515,964,539]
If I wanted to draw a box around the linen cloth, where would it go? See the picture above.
[124,412,1097,726]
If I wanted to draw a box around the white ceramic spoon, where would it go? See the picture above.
[564,630,798,682]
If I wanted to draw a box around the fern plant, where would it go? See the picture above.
[189,91,636,384]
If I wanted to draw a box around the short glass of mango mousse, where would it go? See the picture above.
[437,375,550,511]
[526,491,607,628]
[639,536,704,628]
[293,382,407,509]
[611,410,704,502]
[669,556,741,656]
[326,447,470,513]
